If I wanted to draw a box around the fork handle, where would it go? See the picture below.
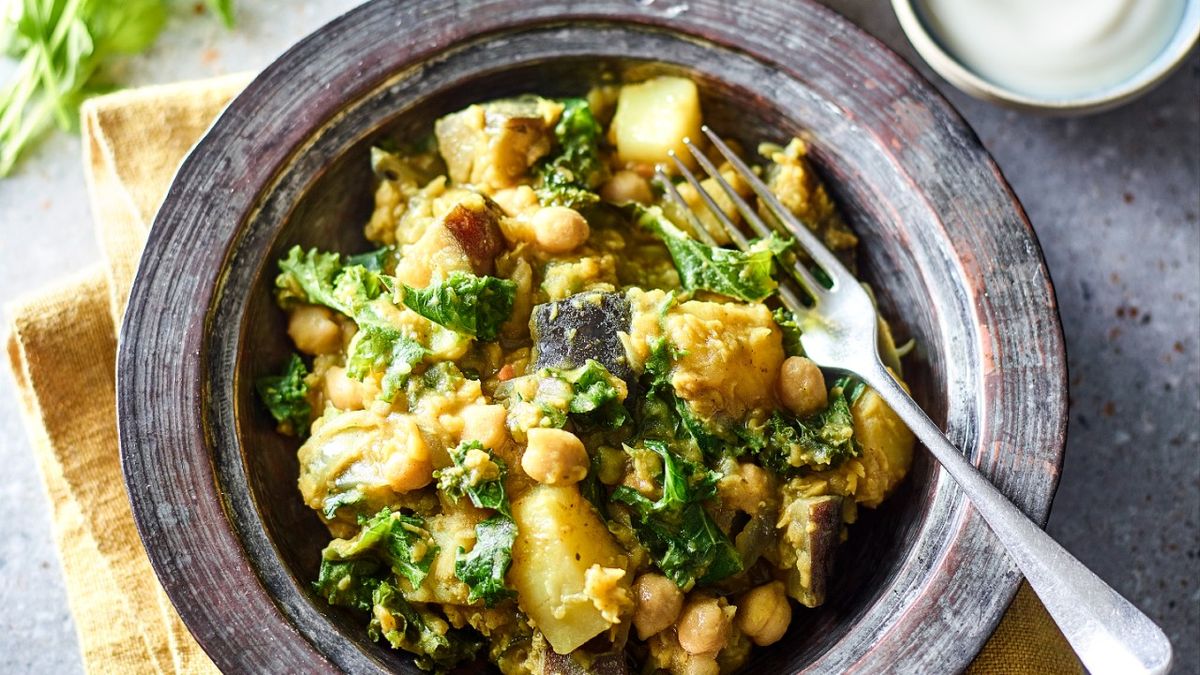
[858,358,1172,675]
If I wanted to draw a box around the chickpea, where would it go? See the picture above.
[735,581,791,647]
[719,462,772,515]
[491,185,539,216]
[460,403,509,450]
[521,428,589,484]
[324,366,364,410]
[680,654,720,675]
[633,573,684,640]
[383,417,433,492]
[600,170,653,204]
[532,206,590,253]
[287,304,341,355]
[677,597,732,656]
[778,355,828,418]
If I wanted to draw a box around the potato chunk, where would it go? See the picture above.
[609,76,703,168]
[664,299,784,422]
[849,385,915,508]
[511,485,630,654]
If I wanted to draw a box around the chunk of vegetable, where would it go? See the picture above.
[511,485,630,654]
[849,385,915,508]
[610,77,703,168]
[394,193,506,285]
[777,490,842,607]
[435,96,563,190]
[531,291,635,393]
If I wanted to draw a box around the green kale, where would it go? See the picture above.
[612,440,740,589]
[321,488,365,520]
[345,245,394,272]
[399,272,516,341]
[322,508,438,589]
[369,580,483,671]
[773,307,806,357]
[435,441,519,606]
[629,205,791,302]
[255,354,311,437]
[314,558,383,613]
[540,360,630,429]
[454,515,518,608]
[275,245,386,318]
[753,380,858,473]
[346,325,428,402]
[536,98,605,209]
[436,441,511,517]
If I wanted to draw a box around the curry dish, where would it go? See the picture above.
[257,76,916,674]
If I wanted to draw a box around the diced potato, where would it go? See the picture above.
[510,485,630,654]
[609,76,703,168]
[849,385,915,508]
[663,299,784,422]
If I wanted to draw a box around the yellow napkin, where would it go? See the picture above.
[4,75,1081,674]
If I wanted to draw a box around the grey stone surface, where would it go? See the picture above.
[0,1,1196,673]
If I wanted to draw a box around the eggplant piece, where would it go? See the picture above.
[435,97,559,190]
[543,650,629,675]
[778,493,843,608]
[441,195,506,276]
[530,291,635,394]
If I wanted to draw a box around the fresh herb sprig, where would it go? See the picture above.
[0,0,235,176]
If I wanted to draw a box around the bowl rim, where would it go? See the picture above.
[891,0,1200,114]
[117,1,1068,672]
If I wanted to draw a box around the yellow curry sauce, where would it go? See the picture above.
[255,76,915,674]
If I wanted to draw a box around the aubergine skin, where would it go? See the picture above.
[530,291,636,394]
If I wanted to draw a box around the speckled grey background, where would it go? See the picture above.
[0,1,1196,673]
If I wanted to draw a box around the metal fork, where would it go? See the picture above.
[658,126,1172,675]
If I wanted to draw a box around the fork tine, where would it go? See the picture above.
[700,125,853,288]
[668,151,753,251]
[667,151,810,316]
[654,167,719,246]
[681,137,828,298]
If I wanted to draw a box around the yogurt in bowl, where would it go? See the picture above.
[894,0,1200,113]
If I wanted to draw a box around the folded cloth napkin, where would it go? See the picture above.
[4,75,1082,675]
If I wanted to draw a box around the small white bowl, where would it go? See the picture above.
[893,0,1200,114]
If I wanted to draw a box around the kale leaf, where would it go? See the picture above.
[454,515,518,608]
[436,440,511,517]
[435,441,519,607]
[629,204,791,302]
[536,98,605,209]
[369,580,483,671]
[399,271,516,341]
[612,440,741,589]
[345,245,394,272]
[753,379,858,473]
[773,307,806,357]
[321,507,438,589]
[538,360,630,429]
[314,558,383,612]
[255,353,311,437]
[345,325,428,402]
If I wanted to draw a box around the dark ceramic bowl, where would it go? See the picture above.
[117,1,1067,673]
